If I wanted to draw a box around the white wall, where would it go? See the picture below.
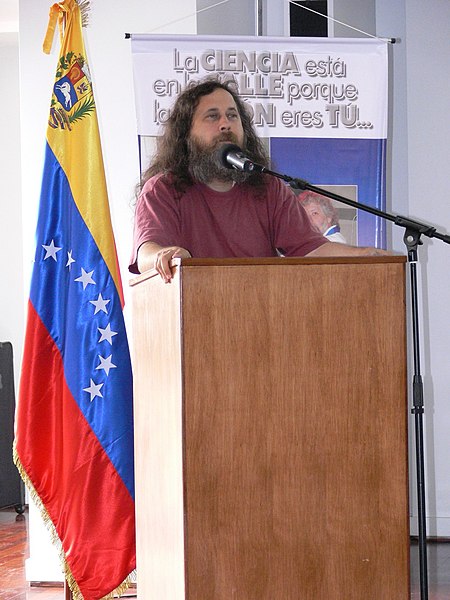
[373,0,450,539]
[0,33,23,382]
[331,0,376,38]
[197,0,256,35]
[402,0,450,536]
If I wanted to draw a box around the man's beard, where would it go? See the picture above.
[188,134,251,185]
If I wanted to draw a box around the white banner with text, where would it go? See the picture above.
[130,34,387,140]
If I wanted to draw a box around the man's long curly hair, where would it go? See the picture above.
[139,77,270,194]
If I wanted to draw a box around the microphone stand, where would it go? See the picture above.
[250,162,450,600]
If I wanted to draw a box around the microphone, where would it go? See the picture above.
[216,143,263,173]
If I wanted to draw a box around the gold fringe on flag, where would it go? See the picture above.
[76,0,90,27]
[13,441,135,600]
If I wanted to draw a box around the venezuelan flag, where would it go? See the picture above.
[14,2,135,599]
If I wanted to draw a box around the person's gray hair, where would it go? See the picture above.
[300,191,339,227]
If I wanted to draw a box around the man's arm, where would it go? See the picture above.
[137,241,191,282]
[306,241,393,258]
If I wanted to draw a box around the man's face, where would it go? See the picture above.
[304,202,332,234]
[187,87,248,185]
[189,88,245,151]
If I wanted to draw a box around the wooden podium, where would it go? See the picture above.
[130,257,410,600]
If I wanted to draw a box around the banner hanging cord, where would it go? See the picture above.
[124,0,396,43]
[131,0,231,34]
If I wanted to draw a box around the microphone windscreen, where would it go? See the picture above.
[215,143,243,169]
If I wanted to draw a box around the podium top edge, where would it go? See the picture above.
[129,255,406,286]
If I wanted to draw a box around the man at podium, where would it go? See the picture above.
[129,77,388,281]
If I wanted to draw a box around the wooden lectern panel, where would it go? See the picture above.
[131,257,409,600]
[131,269,186,598]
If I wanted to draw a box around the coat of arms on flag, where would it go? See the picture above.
[50,52,95,130]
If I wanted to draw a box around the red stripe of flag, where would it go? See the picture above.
[16,301,135,599]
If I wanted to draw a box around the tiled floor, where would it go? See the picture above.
[0,507,136,599]
[0,507,63,599]
[410,539,450,599]
[1,506,450,599]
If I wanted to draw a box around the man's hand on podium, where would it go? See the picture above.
[137,241,191,282]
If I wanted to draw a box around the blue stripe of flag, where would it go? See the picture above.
[30,143,134,500]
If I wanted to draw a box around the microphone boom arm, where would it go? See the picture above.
[257,166,450,246]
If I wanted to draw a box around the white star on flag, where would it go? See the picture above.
[75,268,96,290]
[42,240,62,261]
[90,293,110,315]
[66,250,76,269]
[96,354,117,376]
[83,378,104,402]
[98,323,118,345]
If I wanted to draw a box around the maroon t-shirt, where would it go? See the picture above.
[129,173,327,273]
